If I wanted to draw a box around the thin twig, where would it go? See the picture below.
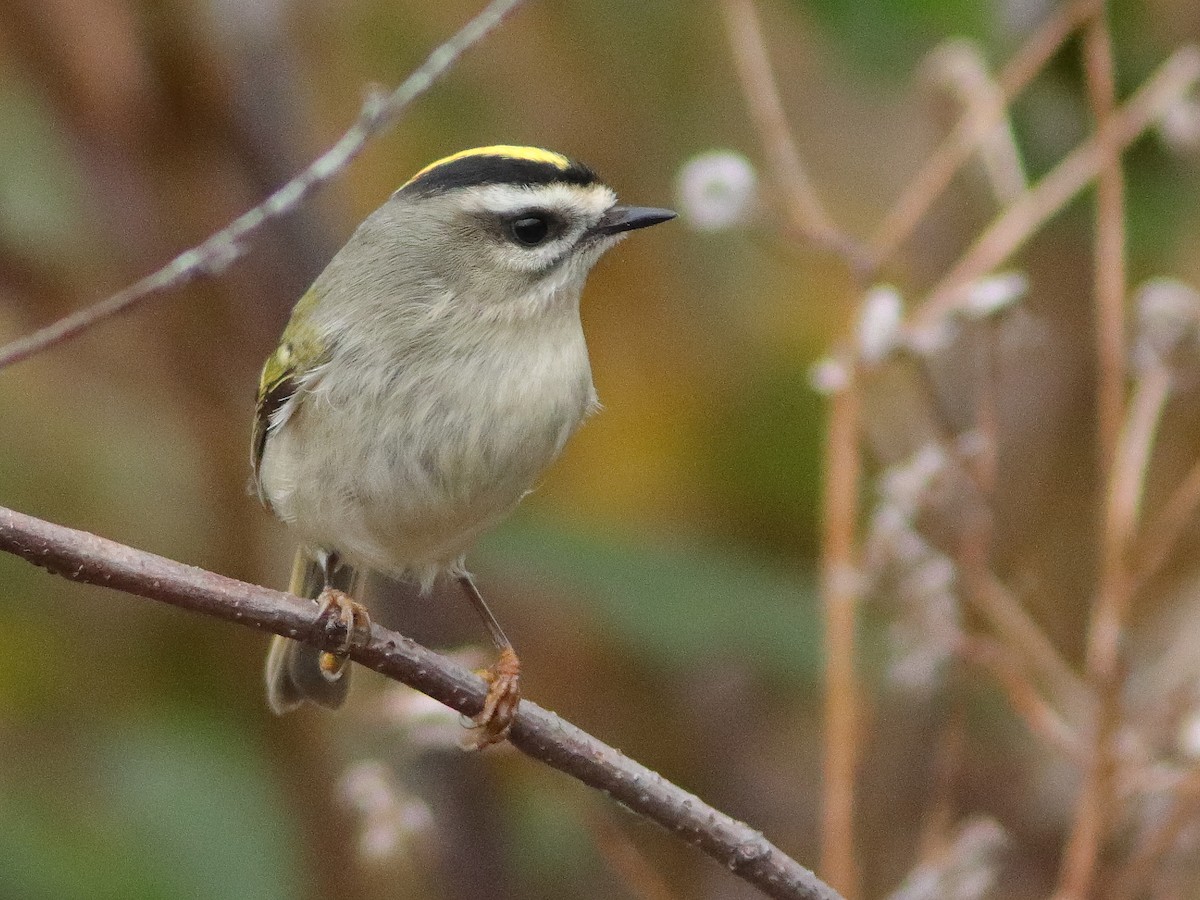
[1133,453,1200,589]
[868,0,1101,268]
[0,0,529,372]
[921,39,1027,206]
[1056,12,1128,897]
[719,2,866,893]
[911,47,1200,333]
[817,379,865,900]
[959,636,1086,763]
[0,503,843,900]
[1057,13,1134,895]
[958,563,1092,716]
[1085,11,1129,475]
[718,0,869,271]
[1060,364,1174,898]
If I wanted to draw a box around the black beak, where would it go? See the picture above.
[594,205,677,236]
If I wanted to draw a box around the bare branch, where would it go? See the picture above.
[920,40,1027,206]
[718,0,869,272]
[817,379,865,900]
[1084,10,1129,475]
[1133,452,1200,588]
[868,0,1101,267]
[0,503,842,900]
[912,46,1200,332]
[1060,362,1174,898]
[0,0,529,372]
[958,563,1091,717]
[959,636,1086,763]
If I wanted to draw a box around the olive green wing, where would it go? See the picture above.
[251,292,327,506]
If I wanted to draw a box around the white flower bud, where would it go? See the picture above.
[809,356,851,394]
[674,150,758,231]
[858,284,905,364]
[962,271,1028,319]
[338,760,397,816]
[1159,91,1200,154]
[1133,278,1200,370]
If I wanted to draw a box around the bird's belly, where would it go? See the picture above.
[262,341,593,582]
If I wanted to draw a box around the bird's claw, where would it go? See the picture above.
[312,588,371,682]
[465,646,521,749]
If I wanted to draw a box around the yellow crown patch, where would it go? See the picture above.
[403,145,572,188]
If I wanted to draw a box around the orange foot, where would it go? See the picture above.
[312,587,372,682]
[466,646,521,749]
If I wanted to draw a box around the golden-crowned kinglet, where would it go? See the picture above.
[252,145,675,745]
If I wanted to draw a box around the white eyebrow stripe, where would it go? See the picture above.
[458,182,617,219]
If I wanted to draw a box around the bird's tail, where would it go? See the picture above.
[264,548,363,715]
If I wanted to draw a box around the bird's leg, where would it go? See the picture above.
[313,552,371,682]
[457,572,521,748]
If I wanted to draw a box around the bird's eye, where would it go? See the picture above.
[509,215,551,246]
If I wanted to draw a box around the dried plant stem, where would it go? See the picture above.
[868,0,1102,267]
[1056,14,1132,896]
[1059,365,1173,898]
[1133,453,1200,588]
[959,563,1091,716]
[959,636,1086,763]
[912,47,1200,332]
[927,43,1027,205]
[0,504,843,900]
[1084,11,1129,474]
[720,2,867,893]
[818,379,864,900]
[718,0,868,270]
[0,0,528,372]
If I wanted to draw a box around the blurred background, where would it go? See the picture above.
[2,0,1200,897]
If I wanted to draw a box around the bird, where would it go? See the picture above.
[251,145,675,746]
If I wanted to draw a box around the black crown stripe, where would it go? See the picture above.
[400,155,599,196]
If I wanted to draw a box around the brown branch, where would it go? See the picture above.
[959,636,1086,763]
[1060,363,1174,898]
[1133,452,1200,589]
[0,0,529,372]
[958,562,1091,716]
[1056,12,1135,895]
[719,3,866,893]
[0,503,843,900]
[1084,10,1129,475]
[718,0,869,272]
[911,46,1200,333]
[921,40,1027,208]
[868,0,1102,268]
[817,377,865,900]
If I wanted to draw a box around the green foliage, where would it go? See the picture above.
[0,713,301,900]
[702,361,826,559]
[95,715,304,900]
[0,81,91,260]
[796,0,994,75]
